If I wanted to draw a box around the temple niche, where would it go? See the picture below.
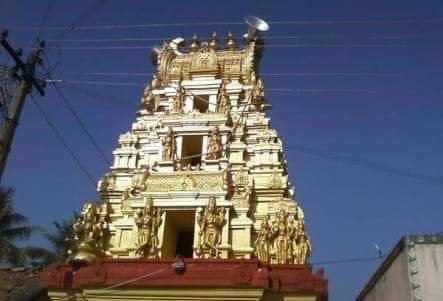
[68,30,312,266]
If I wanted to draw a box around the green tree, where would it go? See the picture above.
[45,213,78,262]
[0,187,51,266]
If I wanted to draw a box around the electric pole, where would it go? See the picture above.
[0,29,45,182]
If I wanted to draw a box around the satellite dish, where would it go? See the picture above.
[244,16,270,41]
[150,45,161,66]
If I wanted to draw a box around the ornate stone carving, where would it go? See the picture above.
[190,42,218,73]
[234,168,248,186]
[267,170,282,189]
[206,126,223,160]
[196,197,226,258]
[217,81,230,114]
[135,197,163,258]
[70,203,110,260]
[141,85,155,111]
[145,172,224,192]
[128,169,150,196]
[175,173,197,191]
[252,78,265,103]
[162,127,176,161]
[98,172,115,192]
[252,198,311,264]
[172,82,184,114]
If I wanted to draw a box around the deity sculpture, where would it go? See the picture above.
[295,233,311,264]
[273,209,291,264]
[172,82,184,113]
[135,197,163,258]
[196,197,226,258]
[151,73,162,89]
[217,82,230,114]
[206,126,223,160]
[162,127,176,161]
[254,215,273,262]
[99,173,115,192]
[141,85,155,111]
[252,78,265,103]
[70,203,110,260]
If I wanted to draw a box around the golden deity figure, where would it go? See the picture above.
[172,83,185,113]
[162,127,176,161]
[217,82,230,114]
[295,233,311,264]
[141,85,155,111]
[135,197,163,258]
[196,197,226,258]
[150,73,162,89]
[252,78,265,102]
[206,126,223,160]
[273,209,291,264]
[254,215,273,262]
[99,173,115,192]
[71,203,110,260]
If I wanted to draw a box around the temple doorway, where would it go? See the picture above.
[161,210,195,258]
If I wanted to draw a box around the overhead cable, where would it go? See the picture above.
[30,95,96,187]
[9,17,443,31]
[45,79,381,93]
[44,72,112,166]
[25,43,440,51]
[60,71,399,78]
[45,34,443,43]
[287,144,443,185]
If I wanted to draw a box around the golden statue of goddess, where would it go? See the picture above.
[162,127,176,161]
[254,215,273,262]
[206,126,223,160]
[197,197,226,258]
[135,197,163,258]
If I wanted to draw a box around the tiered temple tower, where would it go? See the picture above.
[41,22,328,301]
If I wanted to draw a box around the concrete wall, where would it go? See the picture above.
[360,249,412,301]
[415,243,443,300]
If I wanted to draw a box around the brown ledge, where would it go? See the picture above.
[40,258,327,300]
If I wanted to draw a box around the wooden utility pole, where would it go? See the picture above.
[0,29,45,182]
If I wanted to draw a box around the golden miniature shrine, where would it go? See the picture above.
[41,17,327,301]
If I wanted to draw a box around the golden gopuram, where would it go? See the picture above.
[41,16,328,301]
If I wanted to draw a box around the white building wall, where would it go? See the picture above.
[361,249,412,301]
[415,243,443,301]
[358,235,443,301]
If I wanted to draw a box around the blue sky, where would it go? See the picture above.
[1,1,443,300]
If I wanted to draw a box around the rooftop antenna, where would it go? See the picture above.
[244,15,270,42]
[374,243,383,262]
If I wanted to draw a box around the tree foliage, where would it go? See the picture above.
[0,187,45,266]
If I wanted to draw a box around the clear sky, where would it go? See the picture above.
[1,1,443,300]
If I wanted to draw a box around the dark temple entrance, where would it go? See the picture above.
[162,210,195,258]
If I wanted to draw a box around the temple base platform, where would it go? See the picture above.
[40,258,327,301]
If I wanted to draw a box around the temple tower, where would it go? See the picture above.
[41,19,328,301]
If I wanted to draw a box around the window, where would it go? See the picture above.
[193,95,209,113]
[181,135,203,167]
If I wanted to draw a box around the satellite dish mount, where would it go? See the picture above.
[244,15,270,42]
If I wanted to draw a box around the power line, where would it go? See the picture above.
[9,17,443,31]
[287,144,443,186]
[44,71,111,166]
[30,94,96,187]
[25,43,442,51]
[60,71,399,78]
[45,79,386,94]
[311,254,386,266]
[45,34,443,44]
